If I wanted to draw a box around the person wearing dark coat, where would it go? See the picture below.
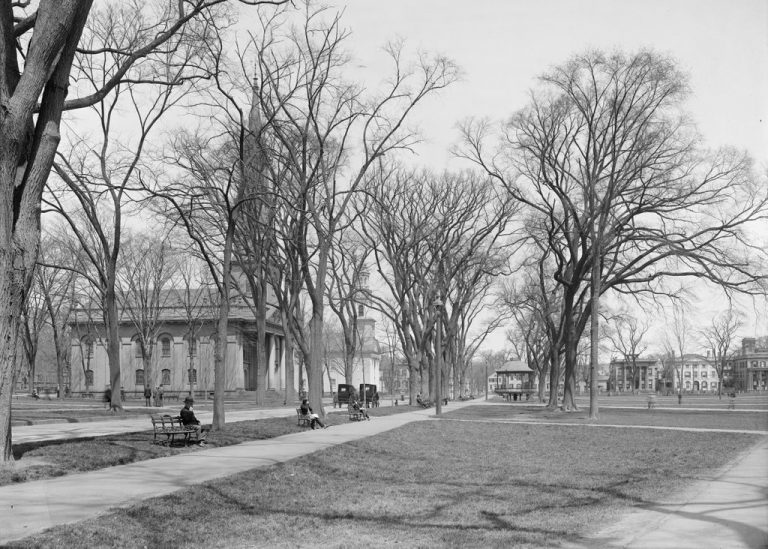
[300,399,326,429]
[180,397,208,445]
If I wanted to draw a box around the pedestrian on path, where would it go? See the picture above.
[144,386,152,407]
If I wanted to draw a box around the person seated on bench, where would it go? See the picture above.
[300,399,326,429]
[180,397,208,446]
[416,393,430,408]
[351,397,370,420]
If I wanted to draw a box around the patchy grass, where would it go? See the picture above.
[446,404,768,431]
[2,404,414,487]
[12,420,762,549]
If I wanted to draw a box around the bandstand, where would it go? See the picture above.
[493,361,536,401]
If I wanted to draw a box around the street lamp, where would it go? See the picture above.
[434,296,442,416]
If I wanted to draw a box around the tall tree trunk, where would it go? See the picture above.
[562,306,579,411]
[103,283,122,411]
[213,229,234,430]
[547,346,560,409]
[0,281,23,461]
[281,309,296,406]
[254,279,267,405]
[344,342,355,384]
[308,308,325,413]
[588,245,600,420]
[307,247,328,415]
[406,352,419,404]
[538,369,547,402]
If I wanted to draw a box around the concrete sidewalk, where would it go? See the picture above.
[573,440,768,549]
[12,407,298,445]
[0,405,446,545]
[2,400,767,547]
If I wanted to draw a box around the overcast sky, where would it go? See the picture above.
[334,0,767,170]
[234,1,768,349]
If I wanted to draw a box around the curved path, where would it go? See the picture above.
[1,400,766,547]
[0,405,443,545]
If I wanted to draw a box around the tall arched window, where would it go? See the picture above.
[187,369,197,383]
[135,369,145,386]
[85,369,94,386]
[161,369,171,385]
[161,337,171,357]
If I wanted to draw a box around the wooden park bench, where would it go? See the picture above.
[348,404,366,421]
[151,414,197,446]
[296,407,312,428]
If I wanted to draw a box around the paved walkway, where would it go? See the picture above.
[12,407,298,445]
[1,400,766,547]
[586,440,768,549]
[0,404,445,545]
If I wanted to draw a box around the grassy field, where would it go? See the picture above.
[12,417,763,549]
[447,404,768,431]
[1,405,412,487]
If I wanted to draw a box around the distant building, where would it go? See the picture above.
[609,356,662,393]
[662,353,720,394]
[728,337,768,392]
[68,287,288,398]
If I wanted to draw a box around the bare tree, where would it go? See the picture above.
[501,276,555,403]
[602,314,650,395]
[326,239,371,385]
[176,256,216,398]
[248,4,458,414]
[19,276,47,394]
[116,231,177,398]
[458,49,768,416]
[1,0,283,461]
[663,300,695,403]
[478,349,509,400]
[36,237,77,397]
[701,306,742,398]
[42,4,208,411]
[360,168,517,404]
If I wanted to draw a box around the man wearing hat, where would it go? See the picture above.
[180,396,208,446]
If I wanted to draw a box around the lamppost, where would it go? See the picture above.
[434,296,442,416]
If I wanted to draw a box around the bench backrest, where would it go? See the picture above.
[152,414,187,430]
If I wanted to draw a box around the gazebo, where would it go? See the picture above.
[494,361,536,401]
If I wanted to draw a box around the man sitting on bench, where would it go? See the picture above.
[351,397,370,420]
[180,397,208,446]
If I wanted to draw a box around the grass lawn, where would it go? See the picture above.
[11,417,764,548]
[2,405,412,487]
[447,404,768,431]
